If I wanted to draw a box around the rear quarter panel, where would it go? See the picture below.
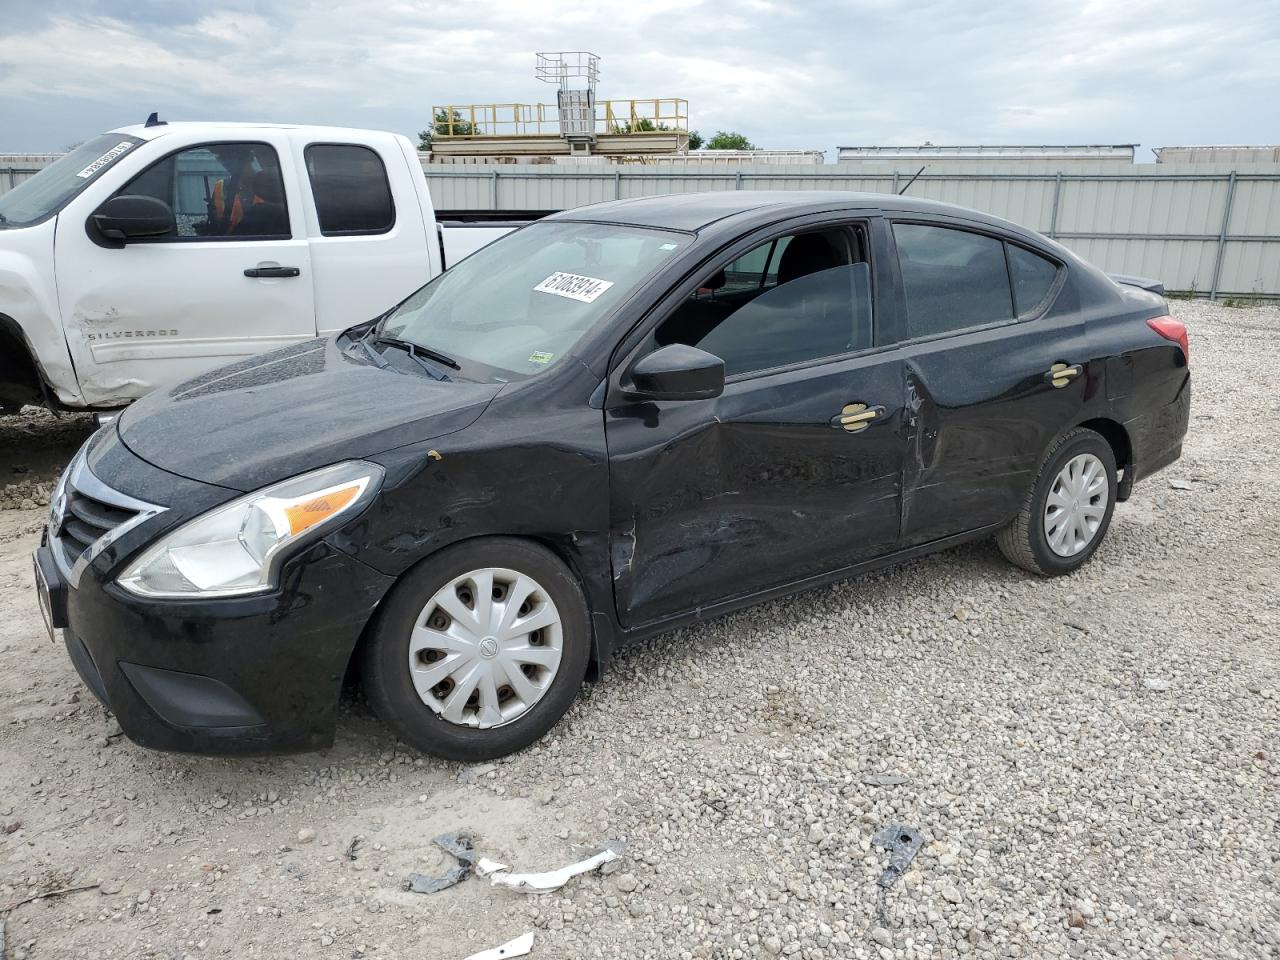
[1084,280,1190,481]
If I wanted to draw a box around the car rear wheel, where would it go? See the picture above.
[996,428,1118,576]
[361,538,591,761]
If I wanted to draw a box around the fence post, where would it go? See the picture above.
[490,169,500,209]
[734,170,743,190]
[614,170,622,199]
[1209,171,1237,301]
[1048,172,1063,239]
[892,172,899,195]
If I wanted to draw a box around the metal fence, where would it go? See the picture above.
[422,164,1280,299]
[5,158,1279,297]
[2,166,42,193]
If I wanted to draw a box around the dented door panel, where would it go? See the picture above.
[898,311,1090,546]
[53,131,317,407]
[606,352,906,628]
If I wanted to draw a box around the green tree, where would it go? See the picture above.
[705,131,757,151]
[687,129,705,150]
[611,117,678,135]
[418,109,476,149]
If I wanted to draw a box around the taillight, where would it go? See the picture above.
[1147,315,1189,364]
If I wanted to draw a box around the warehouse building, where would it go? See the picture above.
[836,143,1137,166]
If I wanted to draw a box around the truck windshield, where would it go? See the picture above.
[380,221,690,378]
[0,134,143,228]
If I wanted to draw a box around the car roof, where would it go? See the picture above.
[107,121,404,144]
[548,190,1020,234]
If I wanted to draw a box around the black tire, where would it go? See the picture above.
[361,538,591,762]
[996,428,1118,576]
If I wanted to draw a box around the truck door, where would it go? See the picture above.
[293,135,434,335]
[54,134,316,407]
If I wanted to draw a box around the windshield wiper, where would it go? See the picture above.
[353,337,389,368]
[372,335,454,381]
[372,335,460,370]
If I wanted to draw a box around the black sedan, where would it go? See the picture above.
[34,192,1191,760]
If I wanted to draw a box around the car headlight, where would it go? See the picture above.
[117,460,384,599]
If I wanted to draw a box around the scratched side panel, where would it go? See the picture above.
[899,288,1092,546]
[346,362,615,632]
[605,352,908,628]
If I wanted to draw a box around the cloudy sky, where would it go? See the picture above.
[2,0,1277,157]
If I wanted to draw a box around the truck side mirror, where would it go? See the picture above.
[625,344,725,402]
[90,195,176,244]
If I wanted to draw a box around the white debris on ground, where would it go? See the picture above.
[0,299,1277,960]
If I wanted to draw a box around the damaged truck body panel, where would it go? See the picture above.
[37,191,1191,760]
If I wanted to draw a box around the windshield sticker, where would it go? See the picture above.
[659,242,678,250]
[76,141,135,179]
[534,272,615,304]
[528,351,555,365]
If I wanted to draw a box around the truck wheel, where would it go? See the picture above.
[361,538,591,761]
[996,428,1118,576]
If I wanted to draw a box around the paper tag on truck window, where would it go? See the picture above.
[76,141,135,179]
[534,272,615,304]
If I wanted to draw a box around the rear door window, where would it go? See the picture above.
[893,223,1014,338]
[305,144,395,236]
[1007,243,1060,316]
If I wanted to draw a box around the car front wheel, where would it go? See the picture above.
[361,538,591,761]
[996,427,1118,576]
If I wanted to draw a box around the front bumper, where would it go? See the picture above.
[39,428,397,756]
[43,536,394,755]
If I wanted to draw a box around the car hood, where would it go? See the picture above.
[118,338,502,491]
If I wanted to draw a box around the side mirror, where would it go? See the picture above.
[626,344,725,402]
[90,195,175,243]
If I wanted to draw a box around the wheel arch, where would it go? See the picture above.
[1076,417,1134,501]
[0,312,46,411]
[340,531,616,695]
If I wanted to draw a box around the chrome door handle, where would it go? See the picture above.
[830,402,886,433]
[1046,362,1082,388]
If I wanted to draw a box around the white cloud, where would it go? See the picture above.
[0,0,1276,153]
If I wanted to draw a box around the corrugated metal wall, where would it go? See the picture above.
[5,157,1278,297]
[423,162,1280,298]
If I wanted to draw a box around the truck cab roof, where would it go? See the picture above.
[107,121,410,144]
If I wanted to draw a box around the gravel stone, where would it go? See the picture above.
[0,302,1277,959]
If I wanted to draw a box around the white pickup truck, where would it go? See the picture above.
[0,119,524,414]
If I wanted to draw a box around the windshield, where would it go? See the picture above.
[0,134,143,228]
[380,221,691,378]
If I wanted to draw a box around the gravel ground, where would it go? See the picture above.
[1,300,1277,960]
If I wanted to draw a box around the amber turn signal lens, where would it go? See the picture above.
[282,484,362,536]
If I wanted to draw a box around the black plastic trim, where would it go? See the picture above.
[119,661,266,729]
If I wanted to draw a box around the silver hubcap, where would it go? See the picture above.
[408,567,563,729]
[1044,453,1108,558]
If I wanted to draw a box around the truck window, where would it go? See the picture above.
[113,142,290,240]
[304,144,395,236]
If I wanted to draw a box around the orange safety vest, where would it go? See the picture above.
[211,178,246,232]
